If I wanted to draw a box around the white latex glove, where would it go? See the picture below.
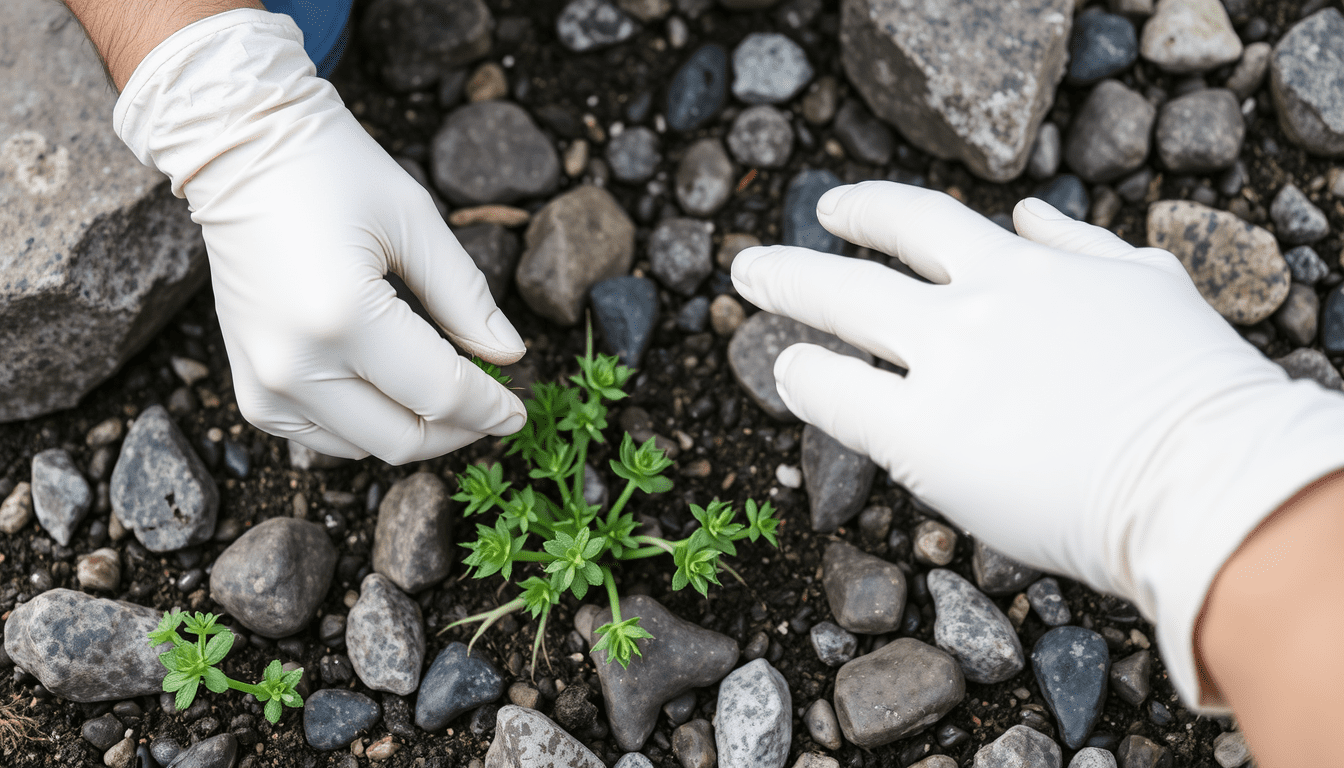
[113,10,526,463]
[732,181,1344,712]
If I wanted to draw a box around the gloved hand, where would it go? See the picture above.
[731,181,1344,712]
[113,9,526,463]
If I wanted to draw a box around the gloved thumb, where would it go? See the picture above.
[1013,197,1137,260]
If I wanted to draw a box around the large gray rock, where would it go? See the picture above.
[30,448,91,547]
[1155,89,1244,174]
[484,706,605,768]
[373,473,455,593]
[1064,80,1155,183]
[822,540,906,634]
[3,589,172,702]
[515,185,635,325]
[359,0,493,92]
[833,637,965,748]
[1269,8,1344,156]
[0,0,206,423]
[840,0,1072,182]
[803,425,877,533]
[210,518,337,638]
[432,102,560,205]
[715,659,791,768]
[346,573,425,696]
[728,312,872,421]
[1139,0,1242,73]
[928,568,1025,684]
[1146,200,1289,325]
[110,405,218,552]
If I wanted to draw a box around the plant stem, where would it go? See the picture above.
[512,550,552,563]
[603,567,622,624]
[573,436,589,509]
[225,678,264,697]
[632,535,677,554]
[606,479,638,526]
[619,546,667,560]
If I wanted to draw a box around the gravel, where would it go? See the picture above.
[928,568,1025,684]
[649,218,715,295]
[715,659,792,768]
[372,473,455,594]
[1139,0,1242,73]
[823,540,907,634]
[667,44,729,132]
[415,642,505,731]
[833,637,965,747]
[731,32,813,104]
[675,138,735,216]
[1155,89,1245,173]
[210,517,337,638]
[346,573,425,696]
[726,105,795,168]
[304,689,381,750]
[1270,184,1330,244]
[591,276,660,365]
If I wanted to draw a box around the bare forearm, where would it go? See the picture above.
[1196,469,1344,766]
[63,0,264,90]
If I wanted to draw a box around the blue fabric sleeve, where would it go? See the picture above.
[262,0,355,77]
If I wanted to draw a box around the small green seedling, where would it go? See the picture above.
[149,610,303,724]
[447,333,781,671]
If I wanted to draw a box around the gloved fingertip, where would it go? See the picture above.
[730,245,771,293]
[773,344,803,405]
[493,410,527,436]
[817,184,854,217]
[485,309,526,360]
[1019,196,1069,221]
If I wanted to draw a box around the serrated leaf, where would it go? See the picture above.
[264,698,282,724]
[162,670,192,692]
[174,678,199,711]
[203,666,229,694]
[203,630,234,665]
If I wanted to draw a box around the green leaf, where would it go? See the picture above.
[161,670,192,692]
[174,678,199,711]
[610,434,673,494]
[453,463,510,517]
[592,617,654,668]
[263,659,284,684]
[183,612,223,639]
[202,666,229,694]
[471,355,512,387]
[264,698,283,724]
[745,499,780,547]
[281,668,305,689]
[281,691,303,708]
[520,576,561,619]
[148,610,187,648]
[203,629,235,665]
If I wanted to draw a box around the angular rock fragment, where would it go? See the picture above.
[111,405,218,553]
[833,638,965,747]
[803,425,877,533]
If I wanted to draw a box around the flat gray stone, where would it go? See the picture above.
[1270,8,1344,156]
[803,424,877,533]
[822,540,906,634]
[1065,80,1155,183]
[359,0,493,91]
[972,725,1062,768]
[1155,89,1244,173]
[373,473,455,593]
[3,589,171,702]
[928,568,1025,684]
[484,706,605,768]
[840,0,1072,181]
[110,405,218,552]
[515,185,634,325]
[676,138,735,217]
[1146,200,1289,325]
[210,517,337,638]
[347,574,424,696]
[415,642,505,731]
[971,540,1040,596]
[1032,626,1109,749]
[1139,0,1242,73]
[731,33,813,105]
[728,312,872,421]
[649,217,714,295]
[304,689,381,750]
[590,595,739,752]
[30,448,90,547]
[833,637,965,748]
[432,102,560,205]
[715,659,791,768]
[0,0,206,424]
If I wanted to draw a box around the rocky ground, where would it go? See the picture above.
[2,0,1342,767]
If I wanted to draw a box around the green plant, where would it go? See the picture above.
[446,337,781,671]
[148,610,304,724]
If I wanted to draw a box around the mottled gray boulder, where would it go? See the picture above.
[1270,9,1344,156]
[346,574,425,696]
[590,595,739,751]
[484,706,605,768]
[373,473,455,593]
[3,589,171,702]
[210,518,337,638]
[416,642,505,730]
[1065,80,1154,183]
[1147,201,1289,324]
[972,725,1062,768]
[840,0,1072,181]
[715,659,791,768]
[30,449,91,547]
[1155,89,1244,173]
[728,312,872,421]
[432,102,560,205]
[928,568,1025,684]
[515,185,635,325]
[833,638,965,747]
[0,0,206,423]
[803,425,877,533]
[675,139,735,217]
[359,0,493,92]
[972,541,1041,596]
[111,405,218,552]
[1139,0,1241,73]
[822,540,906,634]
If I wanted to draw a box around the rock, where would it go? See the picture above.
[515,185,635,325]
[1155,89,1244,173]
[667,44,729,132]
[1213,732,1250,768]
[731,32,812,105]
[557,0,639,52]
[467,62,508,102]
[928,568,1025,684]
[809,621,858,667]
[432,102,560,205]
[346,574,424,696]
[0,0,206,424]
[1139,0,1242,73]
[720,0,781,8]
[448,205,532,228]
[618,0,671,21]
[710,294,746,336]
[795,757,842,768]
[287,440,350,470]
[910,759,958,768]
[304,689,380,750]
[1282,244,1329,286]
[1226,42,1271,100]
[1117,735,1171,768]
[678,296,711,333]
[1271,184,1330,244]
[616,754,657,768]
[1146,201,1289,325]
[359,0,492,91]
[76,548,121,592]
[1071,747,1119,768]
[833,638,965,747]
[840,0,1072,181]
[1029,123,1063,180]
[783,169,846,254]
[832,100,895,165]
[1034,175,1091,221]
[727,106,795,168]
[972,541,1041,596]
[210,518,337,638]
[82,713,123,750]
[111,405,217,552]
[1323,285,1344,353]
[1274,348,1343,390]
[104,737,135,768]
[508,682,540,710]
[30,449,91,547]
[673,720,716,768]
[592,276,659,365]
[590,595,739,751]
[676,139,735,216]
[1032,626,1109,749]
[715,659,791,768]
[728,311,872,420]
[484,706,604,768]
[801,76,840,125]
[803,424,877,533]
[455,224,520,302]
[1108,650,1152,706]
[1273,282,1318,346]
[1070,10,1139,83]
[913,520,958,566]
[172,734,237,768]
[1026,577,1072,626]
[858,505,893,543]
[416,642,505,730]
[1110,0,1154,13]
[552,683,598,731]
[803,699,842,750]
[2,589,170,701]
[663,692,697,726]
[373,473,454,594]
[606,127,662,183]
[0,482,33,535]
[149,739,183,767]
[1269,9,1344,156]
[822,540,906,635]
[972,725,1062,768]
[649,218,714,295]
